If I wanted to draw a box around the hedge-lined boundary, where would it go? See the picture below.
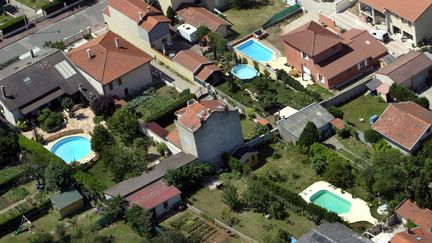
[146,92,196,123]
[0,16,26,34]
[0,199,51,237]
[18,135,65,167]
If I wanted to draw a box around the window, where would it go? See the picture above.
[301,51,309,61]
[317,74,325,84]
[357,60,367,70]
[163,201,169,208]
[108,83,113,90]
[117,78,122,86]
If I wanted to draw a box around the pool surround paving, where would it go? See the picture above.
[46,133,95,164]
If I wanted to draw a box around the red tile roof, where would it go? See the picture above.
[360,0,432,22]
[395,199,432,229]
[377,51,432,85]
[107,0,171,32]
[257,117,269,126]
[145,122,169,138]
[125,179,181,209]
[172,50,220,81]
[68,31,152,85]
[373,102,432,151]
[176,6,231,33]
[391,227,432,243]
[283,21,342,57]
[175,99,227,131]
[331,118,345,130]
[165,128,181,149]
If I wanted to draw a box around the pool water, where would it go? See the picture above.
[50,136,91,163]
[231,64,258,79]
[310,190,351,214]
[235,39,273,62]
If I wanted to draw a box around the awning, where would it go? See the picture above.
[20,89,65,115]
[366,78,382,91]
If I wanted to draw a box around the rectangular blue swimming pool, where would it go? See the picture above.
[235,39,273,62]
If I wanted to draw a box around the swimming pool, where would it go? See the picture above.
[310,190,352,214]
[50,136,92,163]
[235,39,273,62]
[231,64,258,79]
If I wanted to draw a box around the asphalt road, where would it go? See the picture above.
[0,0,107,63]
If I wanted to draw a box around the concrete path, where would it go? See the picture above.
[0,0,107,63]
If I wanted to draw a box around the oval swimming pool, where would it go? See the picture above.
[231,64,258,80]
[310,190,351,214]
[50,136,91,163]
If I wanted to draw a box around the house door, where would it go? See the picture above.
[124,88,129,97]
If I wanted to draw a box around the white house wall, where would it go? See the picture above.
[153,194,181,217]
[0,101,22,125]
[76,69,105,95]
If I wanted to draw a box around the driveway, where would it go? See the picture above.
[328,11,411,57]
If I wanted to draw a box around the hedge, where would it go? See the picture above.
[144,92,195,123]
[18,135,65,167]
[0,16,26,34]
[42,0,65,15]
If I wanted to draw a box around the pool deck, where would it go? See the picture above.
[45,133,96,164]
[300,181,377,224]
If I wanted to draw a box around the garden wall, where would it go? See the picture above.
[320,76,372,108]
[152,49,195,83]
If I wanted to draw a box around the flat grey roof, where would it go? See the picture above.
[104,152,196,197]
[366,78,382,91]
[277,103,334,138]
[0,49,98,112]
[50,190,83,210]
[298,222,372,243]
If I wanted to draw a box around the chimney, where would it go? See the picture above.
[1,86,6,99]
[86,49,93,60]
[30,49,35,58]
[139,12,143,21]
[114,37,120,48]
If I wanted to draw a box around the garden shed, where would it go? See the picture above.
[50,190,84,218]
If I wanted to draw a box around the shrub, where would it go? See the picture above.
[364,129,382,143]
[90,96,115,117]
[43,40,66,50]
[197,25,210,40]
[245,107,255,119]
[255,124,270,136]
[29,232,55,243]
[222,183,242,210]
[221,208,240,226]
[91,125,114,153]
[37,108,63,131]
[373,140,392,152]
[44,162,74,192]
[126,205,153,239]
[156,142,168,156]
[327,106,344,119]
[166,6,175,25]
[108,109,139,143]
[0,127,19,167]
[298,122,320,148]
[61,97,74,110]
[92,115,104,124]
[164,161,213,191]
[16,119,30,131]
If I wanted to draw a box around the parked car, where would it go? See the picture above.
[369,29,389,42]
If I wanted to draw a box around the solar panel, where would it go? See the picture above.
[54,60,76,79]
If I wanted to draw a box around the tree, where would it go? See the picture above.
[91,125,114,153]
[126,205,153,239]
[30,232,55,243]
[327,106,344,119]
[61,97,74,110]
[208,32,227,59]
[253,76,269,93]
[255,124,270,136]
[103,145,149,182]
[298,122,320,147]
[90,95,115,117]
[166,6,175,25]
[196,25,210,40]
[389,84,429,108]
[108,109,139,143]
[0,127,19,167]
[323,160,354,189]
[156,142,168,156]
[222,183,242,210]
[105,195,125,220]
[54,224,68,243]
[227,75,240,93]
[44,163,74,192]
[416,96,430,109]
[269,201,288,220]
[364,129,382,143]
[164,161,213,191]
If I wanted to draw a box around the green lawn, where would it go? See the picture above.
[15,0,50,10]
[88,158,116,189]
[307,84,334,100]
[224,0,287,37]
[339,95,388,131]
[337,137,373,169]
[99,221,142,242]
[240,118,256,141]
[0,164,28,185]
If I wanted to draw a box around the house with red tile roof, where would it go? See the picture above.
[372,102,432,153]
[68,31,154,98]
[125,179,182,217]
[358,0,432,46]
[282,21,387,90]
[166,98,243,164]
[102,0,172,54]
[176,5,232,37]
[172,49,221,86]
[390,227,432,243]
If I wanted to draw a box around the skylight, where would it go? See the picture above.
[23,76,31,84]
[54,60,77,79]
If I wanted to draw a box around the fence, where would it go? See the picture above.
[245,128,278,147]
[43,0,84,18]
[63,26,91,46]
[187,204,258,243]
[261,4,302,29]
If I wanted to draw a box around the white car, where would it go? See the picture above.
[369,29,389,43]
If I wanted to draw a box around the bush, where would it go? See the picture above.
[327,106,344,119]
[43,40,66,50]
[298,122,320,148]
[91,96,115,117]
[245,107,255,119]
[164,161,213,191]
[61,97,74,110]
[0,127,19,167]
[222,184,242,210]
[0,16,26,34]
[196,25,210,40]
[126,205,153,239]
[44,162,74,192]
[37,108,63,131]
[221,208,240,226]
[364,129,382,143]
[389,84,429,108]
[108,109,139,143]
[73,171,106,194]
[156,142,168,156]
[29,232,55,243]
[92,115,104,124]
[91,125,114,153]
[41,0,65,14]
[255,124,270,136]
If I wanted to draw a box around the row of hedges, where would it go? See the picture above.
[18,135,65,167]
[0,199,51,237]
[0,16,26,34]
[145,92,195,123]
